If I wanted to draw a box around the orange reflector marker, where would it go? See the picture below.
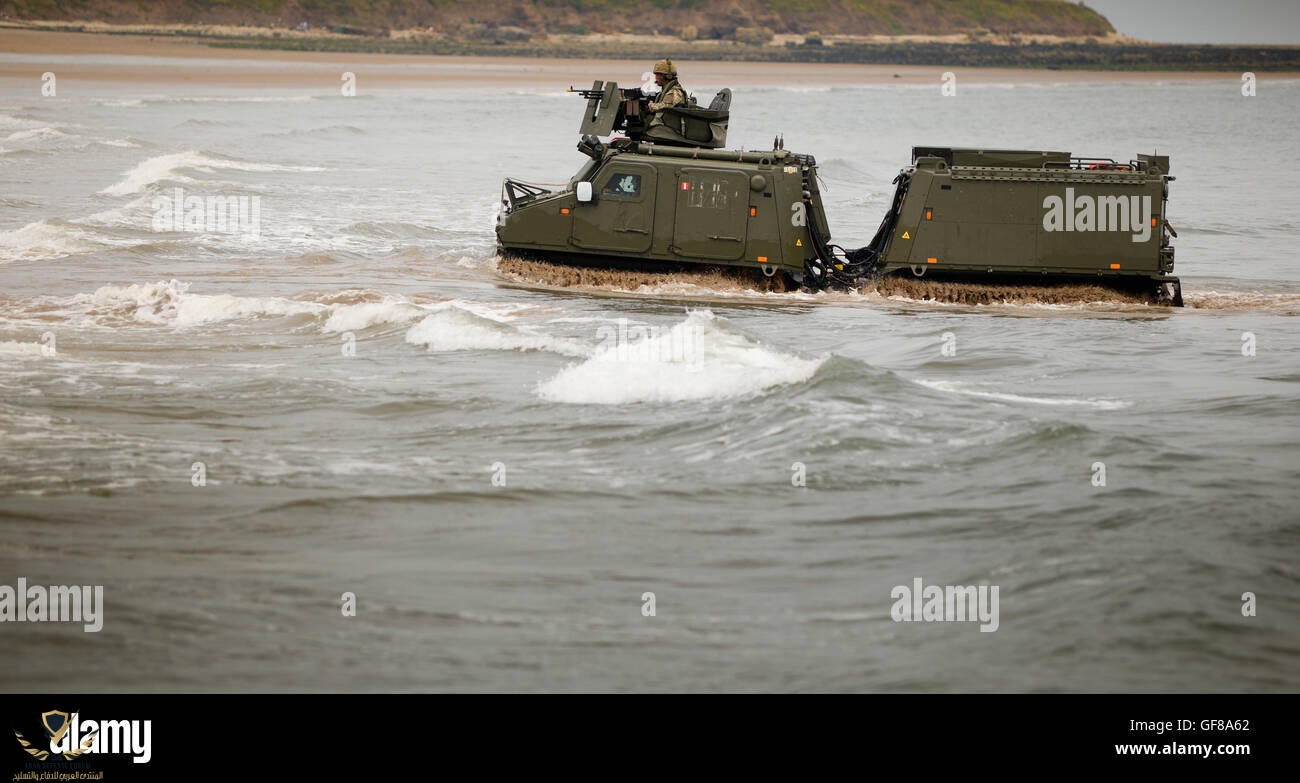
[1110,263,1121,269]
[927,257,938,264]
[749,207,757,217]
[561,208,570,214]
[1151,217,1158,226]
[925,209,933,221]
[757,256,768,263]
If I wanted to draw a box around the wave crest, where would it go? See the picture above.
[404,305,586,356]
[537,311,825,404]
[101,151,327,196]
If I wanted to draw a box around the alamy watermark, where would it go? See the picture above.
[0,577,103,632]
[151,187,261,235]
[595,317,703,363]
[891,577,999,632]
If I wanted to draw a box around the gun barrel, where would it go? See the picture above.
[568,85,647,101]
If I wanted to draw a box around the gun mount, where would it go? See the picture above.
[570,80,730,150]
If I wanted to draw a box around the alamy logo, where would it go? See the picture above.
[12,710,151,764]
[0,578,102,632]
[891,577,999,632]
[1043,188,1152,242]
[151,186,261,235]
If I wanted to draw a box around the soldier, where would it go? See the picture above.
[646,59,689,126]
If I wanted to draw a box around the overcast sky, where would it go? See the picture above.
[1083,0,1300,44]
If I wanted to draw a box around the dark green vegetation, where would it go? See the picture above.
[0,1,1115,37]
[6,1,1297,69]
[206,35,1300,70]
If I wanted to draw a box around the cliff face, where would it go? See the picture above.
[0,0,1116,38]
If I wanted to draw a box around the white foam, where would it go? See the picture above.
[537,310,825,405]
[916,379,1132,410]
[0,340,46,356]
[320,300,427,333]
[77,194,154,227]
[171,293,324,327]
[73,280,324,326]
[0,114,36,130]
[0,220,101,262]
[101,151,326,196]
[405,306,586,356]
[442,299,541,322]
[4,127,72,143]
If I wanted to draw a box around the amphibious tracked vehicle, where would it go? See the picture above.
[495,79,1182,305]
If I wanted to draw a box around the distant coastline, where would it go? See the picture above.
[4,20,1299,71]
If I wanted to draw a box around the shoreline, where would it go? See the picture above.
[2,28,1290,89]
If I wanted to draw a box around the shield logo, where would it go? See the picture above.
[41,711,71,745]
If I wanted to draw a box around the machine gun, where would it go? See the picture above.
[567,84,649,102]
[571,80,651,141]
[571,79,730,150]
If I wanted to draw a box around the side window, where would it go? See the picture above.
[601,173,642,197]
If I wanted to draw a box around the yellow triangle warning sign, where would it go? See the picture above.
[795,238,803,247]
[902,231,911,240]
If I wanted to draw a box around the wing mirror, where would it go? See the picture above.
[576,181,593,203]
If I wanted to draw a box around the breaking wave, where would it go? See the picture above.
[69,280,325,327]
[0,220,105,262]
[4,127,74,143]
[320,300,429,334]
[0,340,46,356]
[100,151,327,196]
[404,305,587,356]
[4,283,562,337]
[536,310,825,404]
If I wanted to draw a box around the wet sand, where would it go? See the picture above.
[0,28,1262,89]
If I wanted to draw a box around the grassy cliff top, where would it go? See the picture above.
[0,0,1116,38]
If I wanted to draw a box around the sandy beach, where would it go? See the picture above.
[0,28,1266,89]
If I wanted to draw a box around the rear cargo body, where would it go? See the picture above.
[879,147,1176,285]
